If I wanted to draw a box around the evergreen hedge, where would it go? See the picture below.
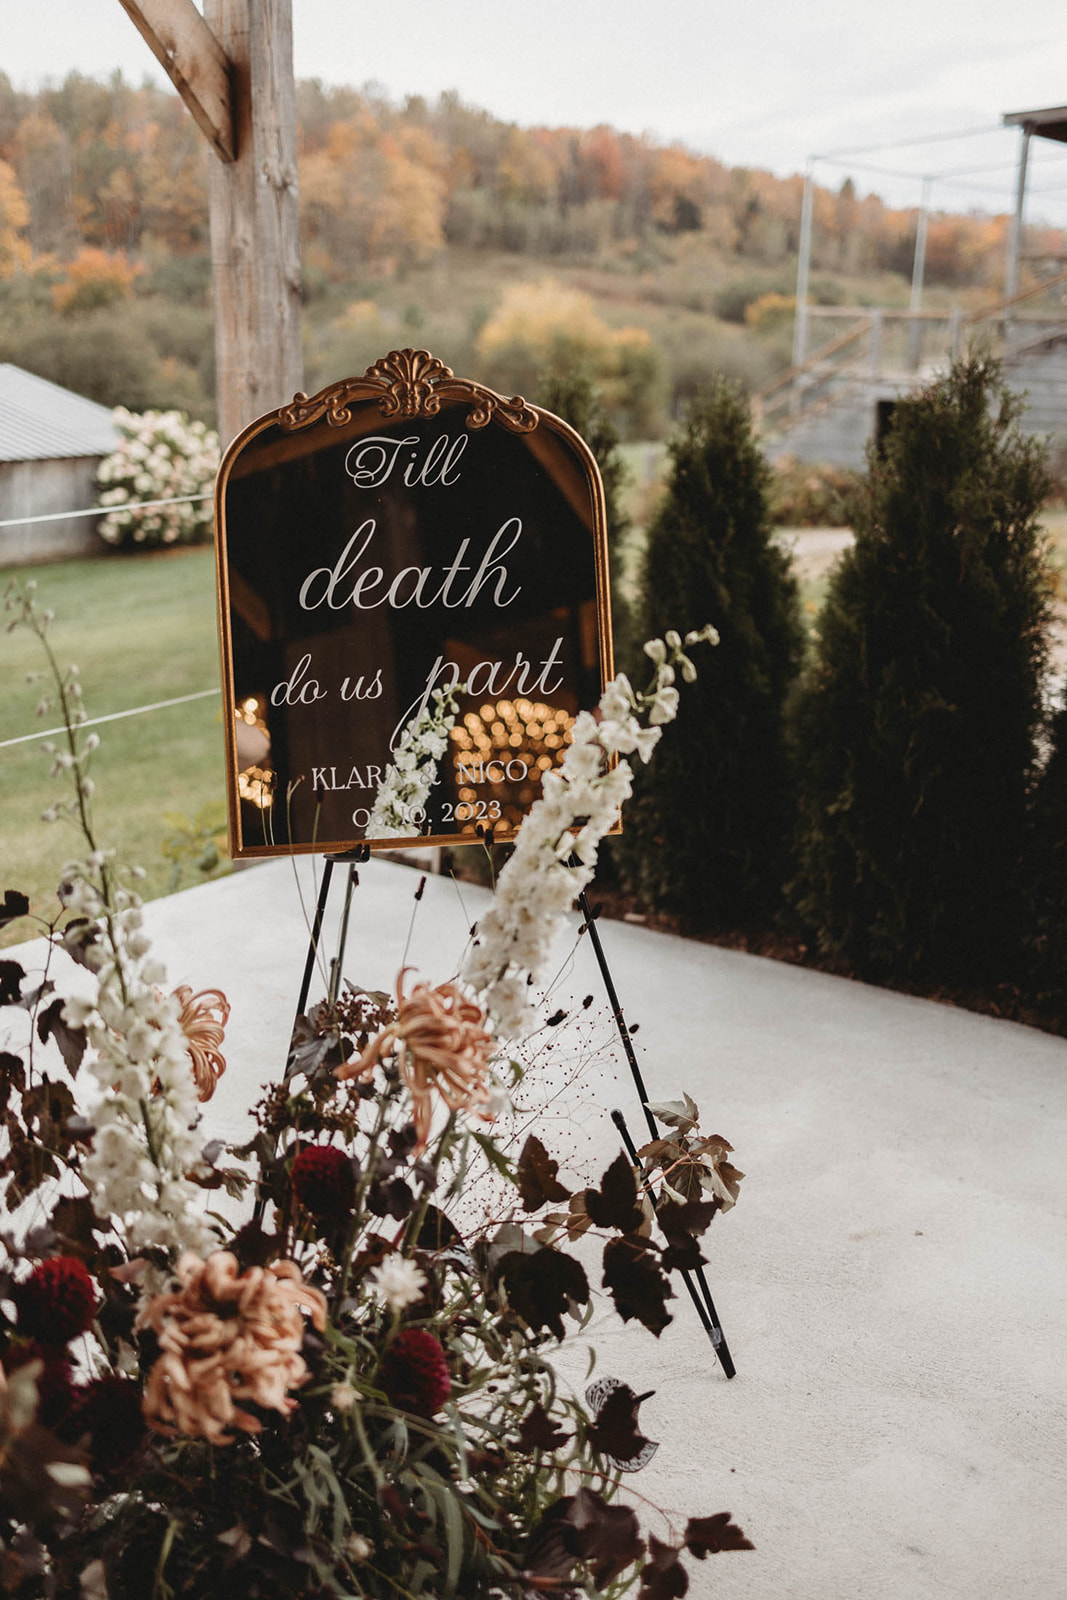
[618,377,805,929]
[536,361,634,666]
[790,356,1051,989]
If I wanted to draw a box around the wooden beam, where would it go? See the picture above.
[204,0,303,446]
[116,0,235,163]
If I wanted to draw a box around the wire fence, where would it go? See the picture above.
[2,489,221,751]
[0,492,211,532]
[0,689,220,753]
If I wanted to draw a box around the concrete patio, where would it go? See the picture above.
[9,854,1067,1598]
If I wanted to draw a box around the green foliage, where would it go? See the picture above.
[768,456,863,528]
[160,800,230,892]
[619,378,805,929]
[0,302,215,422]
[536,360,635,664]
[1023,702,1067,1020]
[790,357,1052,988]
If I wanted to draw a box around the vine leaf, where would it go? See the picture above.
[656,1197,719,1271]
[602,1237,673,1335]
[36,999,86,1077]
[516,1135,570,1211]
[584,1153,642,1233]
[565,1488,645,1588]
[638,1536,689,1600]
[497,1246,589,1340]
[647,1094,699,1135]
[517,1401,570,1453]
[0,891,29,929]
[0,961,25,1007]
[585,1379,658,1470]
[684,1512,754,1556]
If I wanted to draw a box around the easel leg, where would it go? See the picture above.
[292,844,371,1050]
[296,858,335,1023]
[255,847,370,1224]
[577,889,736,1379]
[611,1108,736,1378]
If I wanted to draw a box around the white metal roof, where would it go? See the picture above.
[0,364,120,464]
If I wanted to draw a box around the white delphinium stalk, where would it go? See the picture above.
[463,627,718,1038]
[366,685,462,839]
[5,581,216,1263]
[67,889,217,1259]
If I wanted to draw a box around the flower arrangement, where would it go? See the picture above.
[0,581,749,1598]
[94,409,219,550]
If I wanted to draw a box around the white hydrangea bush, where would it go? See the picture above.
[95,407,220,549]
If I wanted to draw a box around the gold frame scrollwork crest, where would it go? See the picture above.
[279,348,539,434]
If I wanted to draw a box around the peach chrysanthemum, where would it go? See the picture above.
[172,986,229,1101]
[138,1251,326,1445]
[336,969,493,1150]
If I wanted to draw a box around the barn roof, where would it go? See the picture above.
[0,364,120,464]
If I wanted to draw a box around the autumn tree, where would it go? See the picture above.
[0,159,30,276]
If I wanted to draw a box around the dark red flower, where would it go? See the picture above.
[64,1375,145,1474]
[5,1341,76,1429]
[17,1257,97,1346]
[380,1328,451,1418]
[291,1144,355,1218]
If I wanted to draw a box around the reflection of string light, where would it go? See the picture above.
[238,765,274,810]
[236,696,265,727]
[449,697,576,833]
[234,697,273,809]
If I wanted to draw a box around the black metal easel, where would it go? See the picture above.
[576,889,736,1380]
[280,849,735,1378]
[290,844,371,1052]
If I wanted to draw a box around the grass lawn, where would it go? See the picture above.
[2,546,224,947]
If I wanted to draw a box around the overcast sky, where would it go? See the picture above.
[2,0,1066,223]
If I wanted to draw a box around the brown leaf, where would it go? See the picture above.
[656,1197,719,1270]
[498,1246,589,1340]
[602,1236,673,1335]
[0,891,29,930]
[566,1487,645,1588]
[684,1513,754,1557]
[517,1135,571,1211]
[517,1401,570,1453]
[50,1196,105,1257]
[639,1535,689,1599]
[0,961,25,1006]
[585,1380,658,1469]
[584,1152,642,1233]
[37,1000,86,1078]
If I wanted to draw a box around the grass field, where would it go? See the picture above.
[2,546,224,947]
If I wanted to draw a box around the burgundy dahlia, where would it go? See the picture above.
[5,1342,77,1429]
[380,1328,451,1418]
[17,1256,97,1346]
[65,1375,146,1474]
[291,1144,355,1218]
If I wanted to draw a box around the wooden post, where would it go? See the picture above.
[203,0,303,449]
[116,0,303,448]
[115,0,235,161]
[790,168,815,414]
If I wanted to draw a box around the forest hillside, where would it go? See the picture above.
[2,71,1064,434]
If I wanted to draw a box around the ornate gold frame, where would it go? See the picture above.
[214,349,615,858]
